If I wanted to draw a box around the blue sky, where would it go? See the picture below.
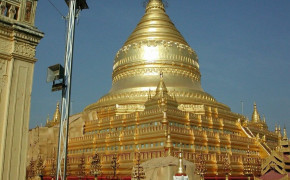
[31,0,290,133]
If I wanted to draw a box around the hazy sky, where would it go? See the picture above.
[30,0,290,132]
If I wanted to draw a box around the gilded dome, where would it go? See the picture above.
[85,0,229,113]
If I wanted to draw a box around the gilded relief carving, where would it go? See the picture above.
[14,41,35,57]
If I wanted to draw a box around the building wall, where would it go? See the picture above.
[26,113,84,176]
[0,0,43,179]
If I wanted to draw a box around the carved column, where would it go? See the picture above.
[0,0,43,179]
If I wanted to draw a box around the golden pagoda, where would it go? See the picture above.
[84,0,223,118]
[28,0,286,179]
[46,102,61,127]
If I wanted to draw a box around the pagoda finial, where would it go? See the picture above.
[173,89,176,101]
[176,145,186,176]
[278,125,282,139]
[146,0,165,12]
[46,114,50,124]
[52,102,61,123]
[251,102,261,123]
[283,126,288,141]
[148,89,152,100]
[155,72,168,95]
[262,115,266,123]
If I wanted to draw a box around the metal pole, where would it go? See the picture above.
[56,0,77,179]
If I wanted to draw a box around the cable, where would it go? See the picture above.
[47,0,66,18]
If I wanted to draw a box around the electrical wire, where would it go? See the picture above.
[47,0,66,18]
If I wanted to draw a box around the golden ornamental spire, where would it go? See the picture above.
[262,115,266,123]
[145,0,165,12]
[148,89,152,100]
[52,102,61,123]
[46,114,50,124]
[124,0,188,45]
[251,102,261,123]
[275,124,278,134]
[278,125,282,139]
[283,126,288,141]
[156,72,168,96]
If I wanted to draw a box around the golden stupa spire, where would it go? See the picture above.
[275,124,278,134]
[46,114,49,124]
[278,125,282,142]
[148,89,152,100]
[251,102,261,123]
[262,115,266,123]
[283,126,288,141]
[156,72,168,96]
[146,0,165,12]
[124,0,188,45]
[52,102,61,123]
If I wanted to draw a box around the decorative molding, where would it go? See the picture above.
[115,40,196,58]
[13,29,43,44]
[112,40,200,83]
[113,53,199,71]
[95,90,216,108]
[178,104,205,112]
[0,23,12,37]
[116,104,145,111]
[112,67,200,83]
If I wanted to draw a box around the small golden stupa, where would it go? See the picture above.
[46,102,61,127]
